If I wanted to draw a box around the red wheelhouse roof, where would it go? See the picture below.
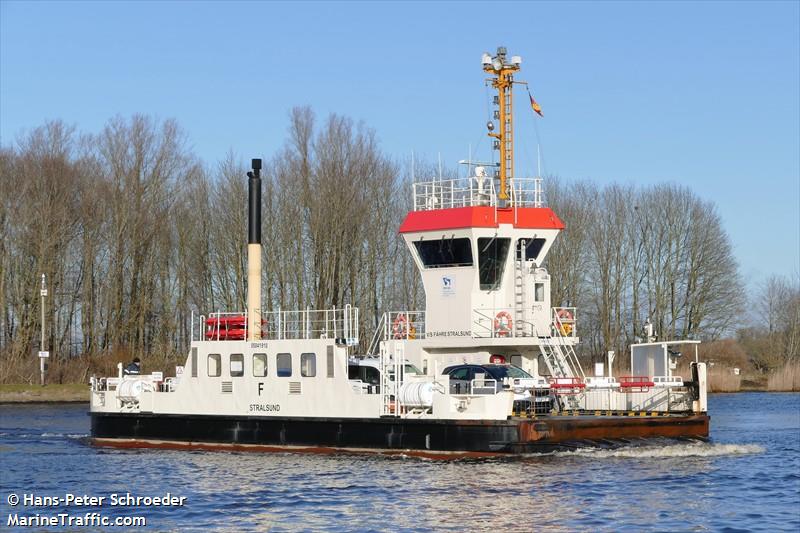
[399,206,565,233]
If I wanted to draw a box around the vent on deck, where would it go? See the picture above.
[289,382,302,394]
[221,381,233,394]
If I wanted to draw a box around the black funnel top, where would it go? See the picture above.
[248,158,262,245]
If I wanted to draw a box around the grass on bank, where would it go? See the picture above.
[0,383,89,403]
[767,362,800,391]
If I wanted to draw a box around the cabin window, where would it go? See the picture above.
[277,353,292,377]
[326,346,334,378]
[191,348,198,378]
[207,354,221,377]
[535,282,545,302]
[519,238,546,261]
[478,237,510,290]
[301,353,316,377]
[253,353,267,377]
[413,238,473,268]
[230,353,244,377]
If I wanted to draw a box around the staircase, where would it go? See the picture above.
[368,312,388,355]
[536,312,586,410]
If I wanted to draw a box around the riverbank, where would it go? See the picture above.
[0,384,88,403]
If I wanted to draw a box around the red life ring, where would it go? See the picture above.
[494,311,513,337]
[557,309,574,321]
[392,313,408,339]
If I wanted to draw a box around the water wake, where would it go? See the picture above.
[554,442,764,459]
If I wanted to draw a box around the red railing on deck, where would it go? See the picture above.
[618,376,655,392]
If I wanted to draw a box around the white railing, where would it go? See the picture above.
[552,307,577,338]
[653,375,685,387]
[585,376,620,389]
[192,305,359,345]
[368,311,426,354]
[412,176,543,212]
[450,378,499,396]
[265,305,359,345]
[472,307,538,338]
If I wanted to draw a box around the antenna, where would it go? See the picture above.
[483,46,521,202]
[537,143,542,178]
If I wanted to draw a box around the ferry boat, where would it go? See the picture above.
[90,47,709,456]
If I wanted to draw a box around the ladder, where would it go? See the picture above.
[513,239,527,336]
[379,341,403,417]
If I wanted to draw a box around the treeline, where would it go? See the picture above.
[0,110,419,381]
[544,179,744,361]
[1,110,795,384]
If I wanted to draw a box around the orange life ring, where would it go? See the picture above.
[392,313,408,339]
[494,311,513,337]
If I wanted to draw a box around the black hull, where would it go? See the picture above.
[91,412,710,456]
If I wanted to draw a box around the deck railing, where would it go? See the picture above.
[412,176,543,212]
[368,311,426,354]
[192,305,359,345]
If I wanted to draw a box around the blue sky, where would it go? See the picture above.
[2,0,798,284]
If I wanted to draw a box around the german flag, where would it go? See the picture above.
[529,90,543,117]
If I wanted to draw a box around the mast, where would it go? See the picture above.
[482,46,521,202]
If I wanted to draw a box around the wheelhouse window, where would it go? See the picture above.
[518,238,546,261]
[253,353,267,377]
[301,353,316,377]
[277,353,292,377]
[207,354,221,377]
[413,238,473,268]
[230,353,244,377]
[478,237,510,290]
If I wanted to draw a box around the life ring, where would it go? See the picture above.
[556,309,574,336]
[392,314,408,339]
[494,311,513,337]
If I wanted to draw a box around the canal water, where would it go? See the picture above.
[1,393,798,532]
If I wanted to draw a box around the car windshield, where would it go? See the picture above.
[486,365,532,379]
